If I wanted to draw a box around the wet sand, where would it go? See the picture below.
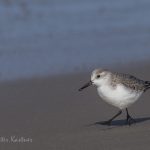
[0,62,150,149]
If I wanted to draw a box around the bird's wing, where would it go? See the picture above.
[112,73,146,91]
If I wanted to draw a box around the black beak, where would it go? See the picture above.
[78,81,92,91]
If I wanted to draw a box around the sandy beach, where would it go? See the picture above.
[0,0,150,149]
[0,62,150,149]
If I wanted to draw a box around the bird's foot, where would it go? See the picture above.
[100,120,112,126]
[126,115,136,126]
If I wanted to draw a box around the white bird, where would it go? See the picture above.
[79,68,150,125]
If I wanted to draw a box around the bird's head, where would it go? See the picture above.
[78,68,110,91]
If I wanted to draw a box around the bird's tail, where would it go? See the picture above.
[144,81,150,92]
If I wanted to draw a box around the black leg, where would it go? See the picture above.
[126,108,136,125]
[100,110,122,125]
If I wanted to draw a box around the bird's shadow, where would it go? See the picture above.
[87,117,150,127]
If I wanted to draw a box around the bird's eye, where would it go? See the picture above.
[97,75,100,78]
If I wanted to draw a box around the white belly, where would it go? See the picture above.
[97,84,143,109]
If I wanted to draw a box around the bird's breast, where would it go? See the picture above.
[97,84,142,109]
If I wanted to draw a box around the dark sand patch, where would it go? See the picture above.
[0,62,150,149]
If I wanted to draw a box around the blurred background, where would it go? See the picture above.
[0,0,150,81]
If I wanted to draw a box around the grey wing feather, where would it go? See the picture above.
[112,72,148,91]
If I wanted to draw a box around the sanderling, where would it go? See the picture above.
[79,68,150,125]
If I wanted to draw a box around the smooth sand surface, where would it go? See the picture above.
[0,63,150,149]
